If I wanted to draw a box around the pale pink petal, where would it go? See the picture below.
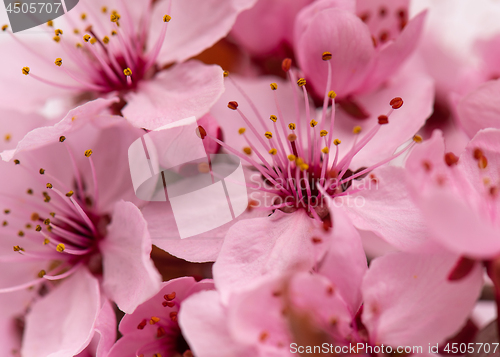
[100,200,162,314]
[362,252,483,347]
[333,64,434,168]
[179,290,257,357]
[213,209,328,302]
[457,79,500,138]
[94,300,117,357]
[356,0,409,41]
[0,109,47,153]
[21,268,100,357]
[341,166,428,250]
[0,317,22,356]
[231,0,314,55]
[295,3,375,98]
[150,0,258,64]
[122,61,224,130]
[318,205,367,313]
[360,11,427,93]
[0,98,120,162]
[106,331,149,357]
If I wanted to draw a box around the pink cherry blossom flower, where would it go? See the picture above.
[294,0,427,112]
[0,118,161,355]
[107,276,214,357]
[179,222,482,356]
[0,0,258,129]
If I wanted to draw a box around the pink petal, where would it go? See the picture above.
[122,61,224,130]
[149,0,258,64]
[294,4,375,98]
[100,201,162,314]
[356,0,410,42]
[0,317,22,356]
[362,252,483,347]
[0,109,46,153]
[0,98,120,162]
[179,290,257,357]
[318,205,367,313]
[94,300,117,357]
[231,0,315,55]
[360,11,427,93]
[213,209,328,302]
[21,268,100,357]
[457,79,500,138]
[106,331,150,357]
[341,166,428,250]
[333,63,434,168]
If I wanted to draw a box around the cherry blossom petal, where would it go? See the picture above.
[213,209,328,302]
[180,290,257,357]
[122,61,224,130]
[362,252,483,347]
[457,79,500,138]
[0,109,47,153]
[21,268,100,357]
[0,98,121,162]
[94,300,117,357]
[295,3,375,98]
[150,0,258,64]
[341,166,428,250]
[100,200,162,314]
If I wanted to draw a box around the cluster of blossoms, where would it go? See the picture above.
[0,0,499,355]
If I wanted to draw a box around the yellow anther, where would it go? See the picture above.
[328,91,337,99]
[269,148,277,155]
[13,246,23,252]
[54,29,63,36]
[103,36,110,44]
[59,135,66,142]
[47,226,52,232]
[56,243,65,253]
[73,28,80,34]
[89,37,97,44]
[2,221,7,226]
[22,67,30,75]
[14,159,20,165]
[296,157,304,166]
[322,147,329,154]
[334,139,341,146]
[270,83,278,90]
[110,14,119,22]
[101,6,108,13]
[310,119,318,128]
[297,78,306,87]
[4,209,10,214]
[44,218,50,225]
[353,126,362,134]
[18,231,24,237]
[123,68,132,76]
[27,188,33,195]
[81,13,87,20]
[39,168,45,174]
[47,20,53,27]
[243,147,252,155]
[288,123,296,130]
[50,212,55,217]
[223,70,229,77]
[83,34,91,42]
[26,223,32,229]
[43,238,50,245]
[46,183,53,189]
[288,154,296,161]
[4,134,11,142]
[84,149,93,157]
[264,132,273,139]
[413,135,423,143]
[153,354,162,357]
[163,14,171,22]
[36,225,42,232]
[270,115,277,122]
[55,58,62,67]
[111,30,117,36]
[76,43,82,48]
[320,130,328,137]
[53,36,61,43]
[2,24,8,31]
[38,270,46,278]
[300,163,309,171]
[238,128,246,135]
[66,191,74,197]
[150,316,160,324]
[322,51,332,61]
